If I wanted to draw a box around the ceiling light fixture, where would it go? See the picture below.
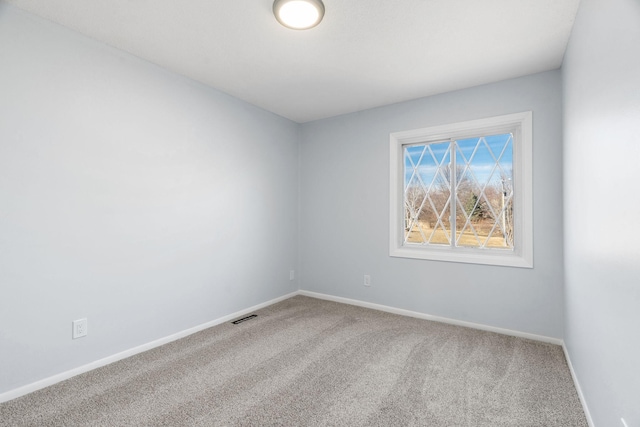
[273,0,325,30]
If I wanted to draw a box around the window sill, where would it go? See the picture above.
[389,245,533,268]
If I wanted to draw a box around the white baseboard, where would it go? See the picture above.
[562,343,595,427]
[0,291,298,404]
[298,290,563,345]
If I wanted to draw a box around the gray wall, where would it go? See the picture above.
[562,0,640,425]
[0,5,299,394]
[299,71,565,339]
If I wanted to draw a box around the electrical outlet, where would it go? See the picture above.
[72,318,87,339]
[289,270,295,280]
[364,275,371,287]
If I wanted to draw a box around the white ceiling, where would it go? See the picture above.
[3,0,580,123]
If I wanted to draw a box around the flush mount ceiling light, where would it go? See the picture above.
[273,0,325,30]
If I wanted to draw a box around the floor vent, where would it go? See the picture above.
[231,314,257,325]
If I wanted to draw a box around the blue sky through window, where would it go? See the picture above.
[404,133,513,189]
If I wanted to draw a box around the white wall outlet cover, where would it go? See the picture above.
[364,275,371,286]
[72,318,87,339]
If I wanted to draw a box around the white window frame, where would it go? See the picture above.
[389,111,533,268]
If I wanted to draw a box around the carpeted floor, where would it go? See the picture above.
[0,295,588,426]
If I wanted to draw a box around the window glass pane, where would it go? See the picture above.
[403,141,451,245]
[402,134,514,250]
[456,134,513,249]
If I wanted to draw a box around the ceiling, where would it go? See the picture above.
[3,0,581,123]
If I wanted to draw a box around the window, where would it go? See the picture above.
[389,112,533,268]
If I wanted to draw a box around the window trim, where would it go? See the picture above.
[389,112,533,268]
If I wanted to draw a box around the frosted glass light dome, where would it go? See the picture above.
[273,0,325,30]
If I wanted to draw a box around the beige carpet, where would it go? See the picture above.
[0,295,587,426]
